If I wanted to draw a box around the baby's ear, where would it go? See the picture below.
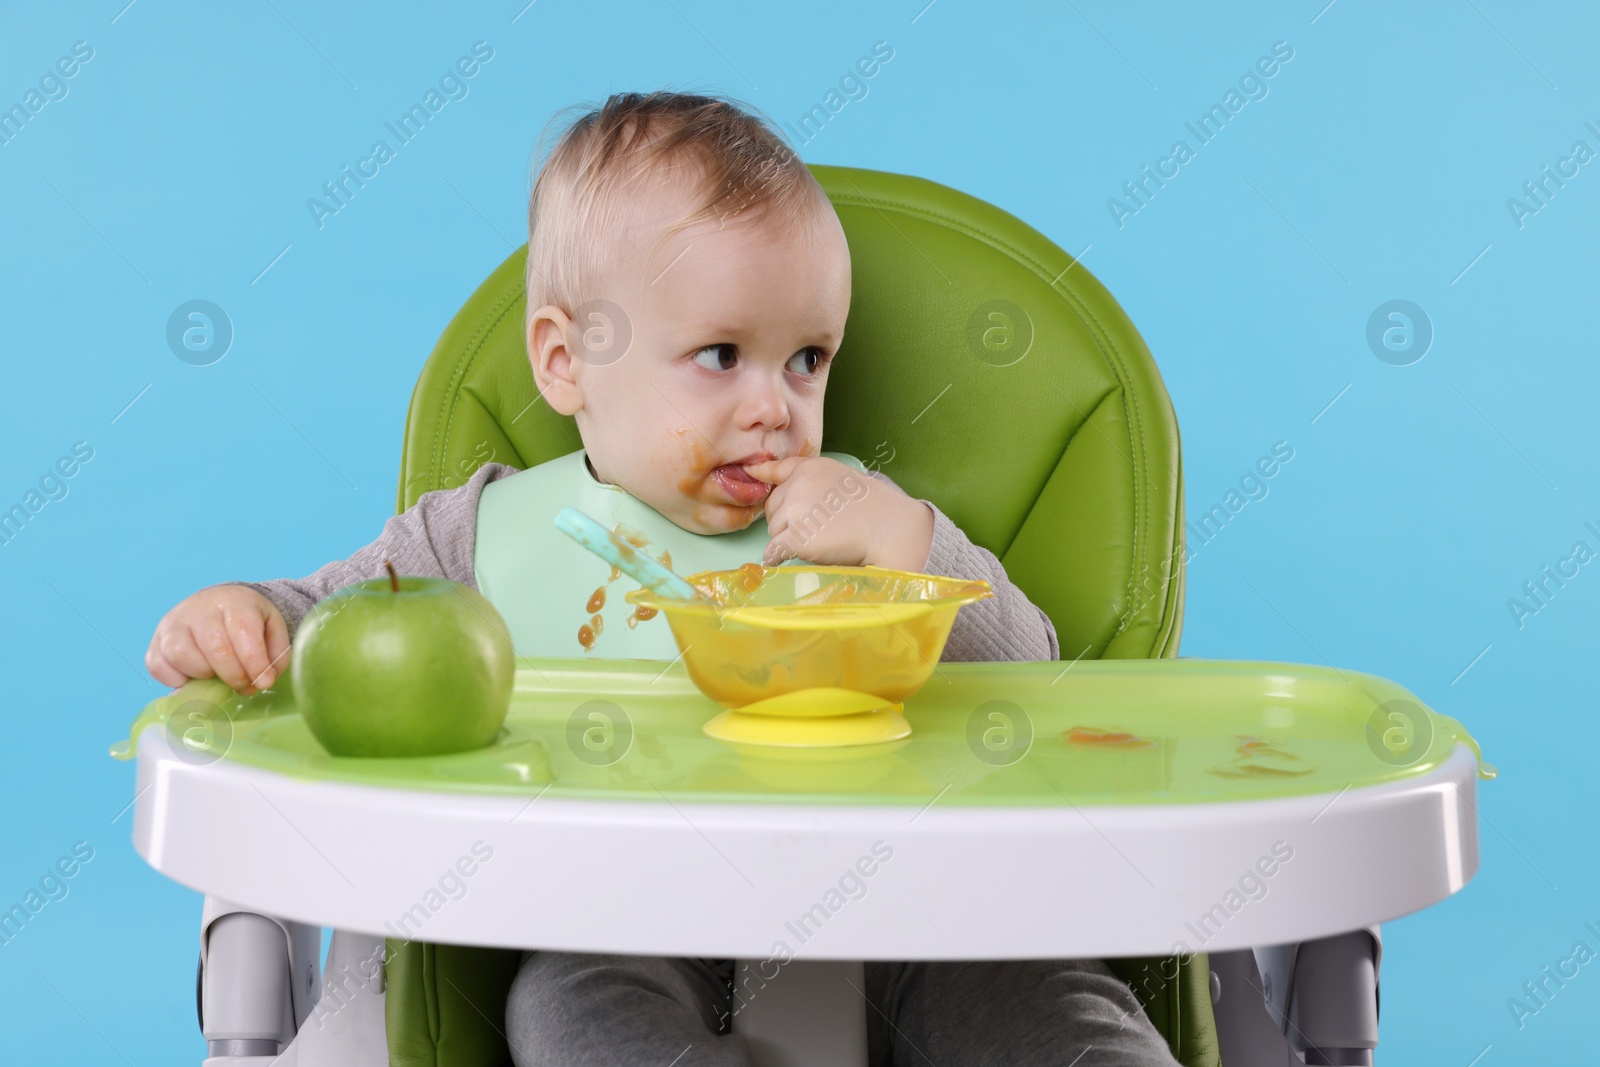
[528,305,582,416]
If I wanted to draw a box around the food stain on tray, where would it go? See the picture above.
[1061,726,1158,750]
[1207,734,1314,779]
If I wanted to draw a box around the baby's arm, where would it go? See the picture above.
[865,469,1060,664]
[226,462,517,636]
[145,462,518,693]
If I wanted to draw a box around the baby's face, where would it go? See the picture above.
[531,178,851,534]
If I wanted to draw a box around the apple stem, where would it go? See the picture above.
[384,560,400,593]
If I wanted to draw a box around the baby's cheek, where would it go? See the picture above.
[672,460,711,503]
[681,500,755,535]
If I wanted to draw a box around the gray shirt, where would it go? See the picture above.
[219,461,1059,663]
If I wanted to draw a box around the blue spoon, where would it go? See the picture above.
[554,506,709,602]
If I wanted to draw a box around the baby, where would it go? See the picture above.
[146,91,1178,1066]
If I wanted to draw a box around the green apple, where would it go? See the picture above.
[292,563,515,757]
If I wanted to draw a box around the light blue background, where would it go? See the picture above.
[2,0,1595,1062]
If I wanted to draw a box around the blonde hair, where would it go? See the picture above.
[524,90,825,337]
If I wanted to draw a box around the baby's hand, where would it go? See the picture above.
[145,585,290,696]
[742,457,934,572]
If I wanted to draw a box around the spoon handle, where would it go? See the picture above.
[554,506,705,601]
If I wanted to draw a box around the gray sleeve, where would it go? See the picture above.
[210,462,521,639]
[867,469,1060,663]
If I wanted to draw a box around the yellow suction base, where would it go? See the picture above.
[703,688,911,748]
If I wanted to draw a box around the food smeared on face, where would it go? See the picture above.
[674,435,777,531]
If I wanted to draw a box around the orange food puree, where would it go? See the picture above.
[1062,726,1157,749]
[1207,734,1314,779]
[734,561,766,593]
[577,522,672,652]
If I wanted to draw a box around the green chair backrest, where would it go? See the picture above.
[399,164,1185,662]
[385,166,1212,1067]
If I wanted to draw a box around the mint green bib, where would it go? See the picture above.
[473,448,867,660]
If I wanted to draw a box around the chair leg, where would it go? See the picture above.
[1217,926,1381,1067]
[200,912,290,1062]
[1209,948,1298,1066]
[1282,928,1380,1066]
[198,895,322,1066]
[277,930,390,1067]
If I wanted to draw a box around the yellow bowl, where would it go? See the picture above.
[625,565,993,708]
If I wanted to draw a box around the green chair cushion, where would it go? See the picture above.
[385,942,523,1066]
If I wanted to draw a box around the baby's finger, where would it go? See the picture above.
[760,475,790,523]
[224,605,275,692]
[763,536,798,566]
[741,456,802,485]
[195,618,255,694]
[261,608,291,689]
[157,624,217,684]
[764,510,813,564]
[145,644,190,689]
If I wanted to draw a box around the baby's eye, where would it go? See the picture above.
[786,347,830,376]
[691,344,737,371]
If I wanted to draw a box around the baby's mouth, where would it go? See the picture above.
[710,455,775,507]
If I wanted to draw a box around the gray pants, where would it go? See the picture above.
[505,951,1181,1066]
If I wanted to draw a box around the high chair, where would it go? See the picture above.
[124,165,1488,1067]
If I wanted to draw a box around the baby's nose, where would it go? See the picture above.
[737,378,790,428]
